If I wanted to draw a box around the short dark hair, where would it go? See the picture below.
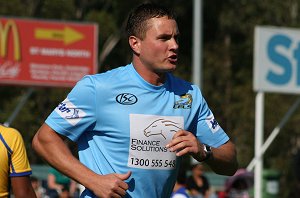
[125,3,176,39]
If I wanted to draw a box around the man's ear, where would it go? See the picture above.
[129,36,141,55]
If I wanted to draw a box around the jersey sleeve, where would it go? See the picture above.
[45,75,97,141]
[9,129,32,177]
[194,89,229,148]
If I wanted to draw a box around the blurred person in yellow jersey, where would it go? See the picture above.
[0,124,36,198]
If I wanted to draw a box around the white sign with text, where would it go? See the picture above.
[254,26,300,94]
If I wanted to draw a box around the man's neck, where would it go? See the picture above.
[132,60,166,86]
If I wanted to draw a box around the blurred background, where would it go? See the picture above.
[1,0,300,197]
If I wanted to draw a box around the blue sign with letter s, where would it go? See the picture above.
[267,34,300,86]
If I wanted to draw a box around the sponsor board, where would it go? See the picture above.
[0,17,98,87]
[254,26,300,94]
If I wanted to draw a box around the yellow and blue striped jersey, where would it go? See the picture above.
[0,125,32,197]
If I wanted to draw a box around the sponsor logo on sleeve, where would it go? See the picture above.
[205,115,220,133]
[55,98,86,126]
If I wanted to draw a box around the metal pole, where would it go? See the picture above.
[192,0,202,89]
[3,88,34,127]
[254,91,264,198]
[247,96,300,171]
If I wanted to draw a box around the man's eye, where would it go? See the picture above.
[159,37,168,41]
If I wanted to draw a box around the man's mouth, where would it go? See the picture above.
[168,55,178,63]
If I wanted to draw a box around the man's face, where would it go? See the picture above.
[138,16,179,73]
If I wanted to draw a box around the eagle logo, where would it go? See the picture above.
[173,93,192,109]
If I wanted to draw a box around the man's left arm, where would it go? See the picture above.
[166,130,238,176]
[204,140,238,175]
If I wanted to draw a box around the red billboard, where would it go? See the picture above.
[0,17,98,87]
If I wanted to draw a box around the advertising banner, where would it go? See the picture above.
[254,26,300,94]
[0,17,98,87]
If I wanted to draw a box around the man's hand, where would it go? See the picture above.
[166,130,206,160]
[32,124,134,197]
[91,171,131,198]
[166,130,238,176]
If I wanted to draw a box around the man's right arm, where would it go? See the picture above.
[32,123,131,198]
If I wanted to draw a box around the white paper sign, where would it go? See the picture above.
[128,114,184,170]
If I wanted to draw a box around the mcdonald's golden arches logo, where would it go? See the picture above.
[0,20,21,61]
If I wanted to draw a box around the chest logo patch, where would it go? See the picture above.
[173,93,192,109]
[116,93,138,105]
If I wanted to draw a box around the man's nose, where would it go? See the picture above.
[170,38,179,51]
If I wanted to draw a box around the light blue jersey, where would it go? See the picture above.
[45,63,229,198]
